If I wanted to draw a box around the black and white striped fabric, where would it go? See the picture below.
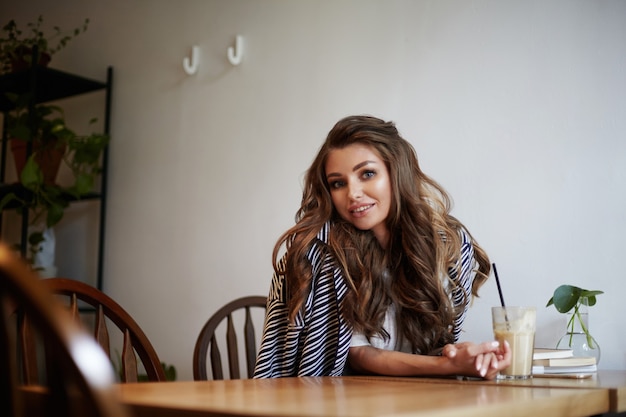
[449,227,475,342]
[253,222,477,378]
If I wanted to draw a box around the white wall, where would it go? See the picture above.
[2,0,625,380]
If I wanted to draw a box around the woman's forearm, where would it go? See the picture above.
[348,346,454,376]
[348,340,510,380]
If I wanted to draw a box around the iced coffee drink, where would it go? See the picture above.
[492,306,536,379]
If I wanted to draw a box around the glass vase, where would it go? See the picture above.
[556,297,601,364]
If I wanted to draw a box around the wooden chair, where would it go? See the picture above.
[0,243,131,417]
[193,295,267,380]
[31,277,167,383]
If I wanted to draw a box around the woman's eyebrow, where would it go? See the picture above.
[326,160,377,179]
[352,160,376,171]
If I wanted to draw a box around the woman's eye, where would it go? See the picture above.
[329,180,345,189]
[362,170,376,180]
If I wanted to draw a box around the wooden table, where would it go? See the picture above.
[350,370,626,413]
[490,370,626,413]
[113,376,610,417]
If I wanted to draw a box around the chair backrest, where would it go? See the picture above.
[24,277,166,383]
[193,295,267,380]
[0,243,131,417]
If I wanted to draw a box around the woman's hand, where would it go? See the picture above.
[442,340,511,380]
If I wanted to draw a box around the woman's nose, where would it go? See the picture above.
[348,182,363,200]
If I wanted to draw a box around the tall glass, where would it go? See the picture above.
[491,306,536,379]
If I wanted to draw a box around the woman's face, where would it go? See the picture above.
[325,143,392,247]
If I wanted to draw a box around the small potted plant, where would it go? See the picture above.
[0,15,89,74]
[546,284,603,362]
[0,98,109,271]
[5,95,69,186]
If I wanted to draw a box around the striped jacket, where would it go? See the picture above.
[253,222,477,378]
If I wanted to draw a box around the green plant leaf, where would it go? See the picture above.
[576,290,604,307]
[551,284,581,313]
[68,173,94,195]
[0,192,18,211]
[10,124,31,140]
[581,290,604,296]
[46,203,64,227]
[27,231,44,246]
[580,289,603,308]
[162,362,177,381]
[20,155,43,190]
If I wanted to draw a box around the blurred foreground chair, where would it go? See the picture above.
[193,295,266,380]
[35,277,167,383]
[0,243,132,417]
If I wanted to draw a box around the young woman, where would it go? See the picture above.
[254,115,510,380]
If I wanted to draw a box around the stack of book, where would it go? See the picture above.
[532,348,597,375]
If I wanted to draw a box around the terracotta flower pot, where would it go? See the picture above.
[10,138,66,185]
[9,45,52,72]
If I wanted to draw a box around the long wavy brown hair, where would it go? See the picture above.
[273,115,490,354]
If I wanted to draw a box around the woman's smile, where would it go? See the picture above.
[350,203,374,215]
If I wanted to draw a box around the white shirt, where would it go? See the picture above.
[350,305,413,353]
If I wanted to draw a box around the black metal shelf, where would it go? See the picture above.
[0,66,106,111]
[0,182,102,209]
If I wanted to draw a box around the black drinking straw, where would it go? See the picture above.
[492,263,506,307]
[493,263,510,327]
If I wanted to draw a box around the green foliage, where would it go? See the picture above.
[0,15,96,262]
[5,95,74,143]
[0,15,89,74]
[64,127,109,196]
[18,155,69,227]
[0,101,109,230]
[113,351,177,382]
[546,284,603,349]
[546,284,603,313]
[137,362,177,382]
